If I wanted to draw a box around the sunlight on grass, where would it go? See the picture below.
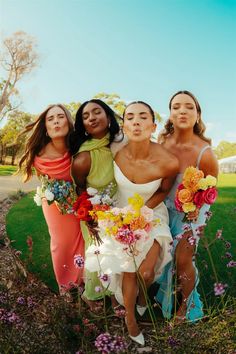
[0,165,17,176]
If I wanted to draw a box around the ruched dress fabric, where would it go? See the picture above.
[75,134,117,301]
[85,162,173,305]
[155,145,211,322]
[34,152,84,291]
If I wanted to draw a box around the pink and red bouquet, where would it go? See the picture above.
[175,166,218,219]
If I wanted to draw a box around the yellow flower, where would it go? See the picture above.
[197,178,208,190]
[205,175,217,187]
[183,166,204,192]
[128,193,144,211]
[182,202,196,213]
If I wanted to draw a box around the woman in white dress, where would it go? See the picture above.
[86,101,179,345]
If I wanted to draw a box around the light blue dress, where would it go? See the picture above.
[155,145,211,322]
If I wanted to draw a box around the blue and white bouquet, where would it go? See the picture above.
[34,175,77,214]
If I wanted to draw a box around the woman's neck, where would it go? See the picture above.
[50,138,68,155]
[126,140,151,160]
[172,129,196,145]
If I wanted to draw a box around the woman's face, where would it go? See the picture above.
[82,102,109,139]
[170,94,198,130]
[45,106,69,140]
[123,103,156,142]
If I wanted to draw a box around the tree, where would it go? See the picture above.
[0,110,34,164]
[214,141,236,160]
[93,92,162,123]
[0,31,39,120]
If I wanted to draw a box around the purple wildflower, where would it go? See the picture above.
[214,282,228,296]
[215,229,223,239]
[205,210,213,221]
[227,260,236,268]
[95,286,102,293]
[224,241,231,249]
[95,332,128,353]
[225,252,233,259]
[188,236,197,246]
[74,254,85,268]
[167,335,181,348]
[27,296,36,308]
[16,296,26,305]
[99,273,110,284]
[182,224,191,232]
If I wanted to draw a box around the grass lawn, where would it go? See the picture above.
[6,174,236,304]
[0,164,18,175]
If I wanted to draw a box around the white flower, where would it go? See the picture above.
[44,189,54,201]
[89,195,101,205]
[36,186,42,196]
[101,195,113,205]
[140,205,153,222]
[87,187,98,196]
[34,193,42,206]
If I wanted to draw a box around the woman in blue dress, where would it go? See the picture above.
[156,90,218,322]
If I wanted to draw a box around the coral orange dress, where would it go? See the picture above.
[34,151,84,291]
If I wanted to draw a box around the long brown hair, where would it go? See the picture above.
[18,104,74,181]
[159,90,211,145]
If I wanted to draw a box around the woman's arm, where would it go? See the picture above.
[146,156,179,209]
[199,149,219,177]
[71,151,91,194]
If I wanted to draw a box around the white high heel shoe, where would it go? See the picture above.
[129,332,145,346]
[125,317,145,345]
[136,304,147,316]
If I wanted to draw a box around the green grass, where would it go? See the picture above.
[0,164,18,175]
[6,174,236,302]
[6,191,58,292]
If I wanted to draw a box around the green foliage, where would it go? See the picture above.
[0,165,17,175]
[214,141,236,159]
[64,101,81,120]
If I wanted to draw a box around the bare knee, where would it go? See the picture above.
[139,269,154,284]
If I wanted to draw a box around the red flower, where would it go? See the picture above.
[76,207,91,221]
[202,187,218,205]
[193,190,205,209]
[174,197,183,212]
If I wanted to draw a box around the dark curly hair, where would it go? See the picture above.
[69,99,121,155]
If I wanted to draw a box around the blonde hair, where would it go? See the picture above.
[18,104,74,181]
[159,90,211,145]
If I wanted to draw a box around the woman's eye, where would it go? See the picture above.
[95,110,101,114]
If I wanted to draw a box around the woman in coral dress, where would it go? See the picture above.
[19,104,84,293]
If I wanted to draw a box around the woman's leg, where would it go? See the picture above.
[138,240,160,306]
[122,272,140,336]
[175,236,195,318]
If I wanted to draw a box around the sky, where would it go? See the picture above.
[0,0,236,146]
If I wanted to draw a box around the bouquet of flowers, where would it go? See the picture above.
[175,166,218,221]
[72,183,116,244]
[34,175,76,214]
[90,193,159,254]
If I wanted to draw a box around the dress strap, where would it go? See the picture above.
[196,145,211,169]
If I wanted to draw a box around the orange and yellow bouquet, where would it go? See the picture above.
[175,166,218,220]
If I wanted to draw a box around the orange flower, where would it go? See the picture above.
[130,215,147,231]
[177,188,194,203]
[183,166,204,192]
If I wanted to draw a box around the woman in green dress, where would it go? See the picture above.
[69,99,121,312]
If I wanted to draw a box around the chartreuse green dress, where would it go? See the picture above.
[75,134,117,300]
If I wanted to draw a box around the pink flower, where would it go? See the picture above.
[214,282,227,296]
[202,187,218,205]
[174,197,183,212]
[140,205,153,222]
[193,190,205,209]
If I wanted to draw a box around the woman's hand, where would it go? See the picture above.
[187,208,200,222]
